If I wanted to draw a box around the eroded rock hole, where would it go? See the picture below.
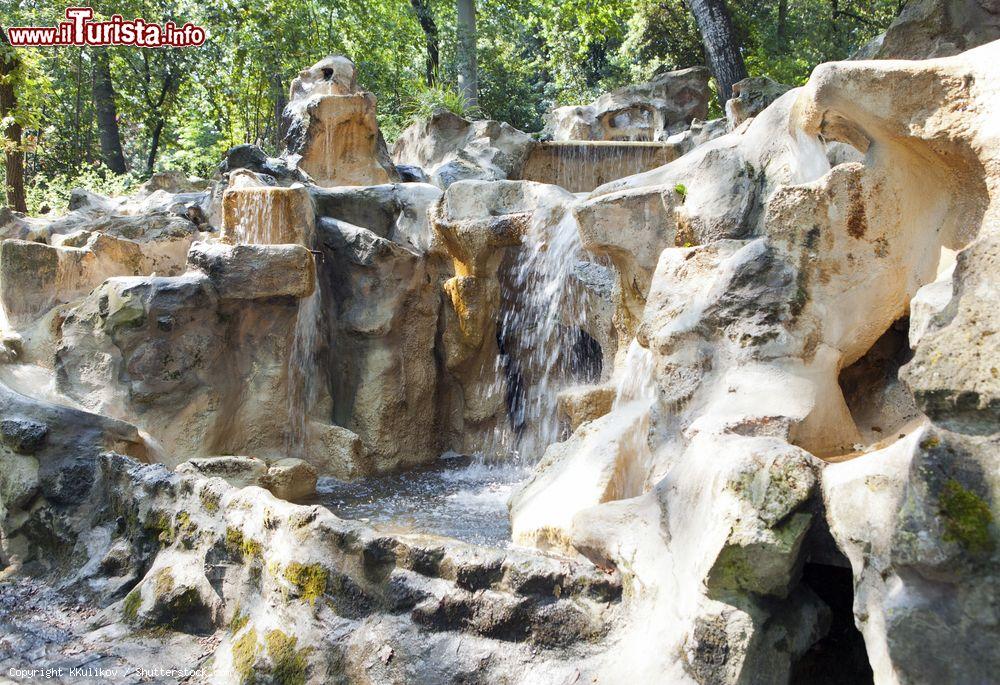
[791,563,874,685]
[838,315,920,447]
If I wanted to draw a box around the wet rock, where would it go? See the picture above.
[557,384,616,431]
[0,418,48,455]
[284,56,398,187]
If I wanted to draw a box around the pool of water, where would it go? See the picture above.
[313,456,528,547]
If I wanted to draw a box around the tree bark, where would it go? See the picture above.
[146,119,164,175]
[455,0,478,107]
[410,0,440,86]
[688,0,748,104]
[0,30,27,212]
[92,49,127,174]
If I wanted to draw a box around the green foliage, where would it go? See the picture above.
[404,82,481,124]
[674,183,687,198]
[3,0,903,215]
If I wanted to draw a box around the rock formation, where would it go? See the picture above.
[545,67,712,142]
[285,57,399,187]
[1,43,998,685]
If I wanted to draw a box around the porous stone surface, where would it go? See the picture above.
[392,109,535,188]
[545,67,712,142]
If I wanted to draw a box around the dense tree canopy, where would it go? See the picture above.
[2,0,902,213]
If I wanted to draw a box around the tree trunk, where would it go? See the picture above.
[777,0,789,52]
[688,0,748,104]
[410,0,440,86]
[146,119,164,175]
[92,49,127,174]
[455,0,478,107]
[0,31,27,212]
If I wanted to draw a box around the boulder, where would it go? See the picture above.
[187,241,316,300]
[221,184,316,246]
[392,109,535,189]
[0,418,48,454]
[259,458,318,502]
[725,77,792,128]
[284,56,398,187]
[854,0,1000,59]
[545,67,712,142]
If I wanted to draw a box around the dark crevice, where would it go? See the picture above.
[790,563,874,685]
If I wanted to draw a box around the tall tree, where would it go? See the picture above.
[456,0,479,107]
[688,0,747,103]
[92,49,127,174]
[0,30,27,212]
[410,0,440,86]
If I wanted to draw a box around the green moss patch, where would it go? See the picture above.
[122,589,141,622]
[282,562,327,604]
[232,627,259,684]
[939,479,994,555]
[265,629,311,685]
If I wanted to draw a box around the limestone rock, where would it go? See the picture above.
[545,67,712,142]
[392,109,535,189]
[725,77,792,128]
[854,0,1000,60]
[557,384,616,431]
[175,456,268,488]
[187,241,316,300]
[284,56,398,187]
[259,458,317,502]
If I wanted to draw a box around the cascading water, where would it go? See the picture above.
[230,191,323,458]
[490,209,598,462]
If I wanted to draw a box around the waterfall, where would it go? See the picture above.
[230,193,322,459]
[231,192,284,245]
[491,209,593,462]
[613,339,656,409]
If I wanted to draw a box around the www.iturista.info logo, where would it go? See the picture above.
[6,7,206,47]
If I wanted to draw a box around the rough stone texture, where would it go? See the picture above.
[259,457,318,502]
[284,57,398,187]
[0,452,623,682]
[545,67,712,142]
[854,0,1000,60]
[510,41,1000,684]
[725,77,792,128]
[175,456,268,488]
[187,241,316,299]
[0,215,196,327]
[392,109,535,189]
[53,270,309,468]
[557,384,616,431]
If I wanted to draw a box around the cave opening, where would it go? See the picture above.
[837,315,920,449]
[791,563,874,685]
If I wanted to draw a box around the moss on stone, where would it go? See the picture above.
[226,526,263,560]
[123,589,141,621]
[200,488,221,513]
[154,568,175,597]
[145,510,174,545]
[230,607,249,633]
[174,510,198,546]
[265,629,311,685]
[282,562,327,604]
[939,479,994,554]
[920,434,941,450]
[232,626,259,684]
